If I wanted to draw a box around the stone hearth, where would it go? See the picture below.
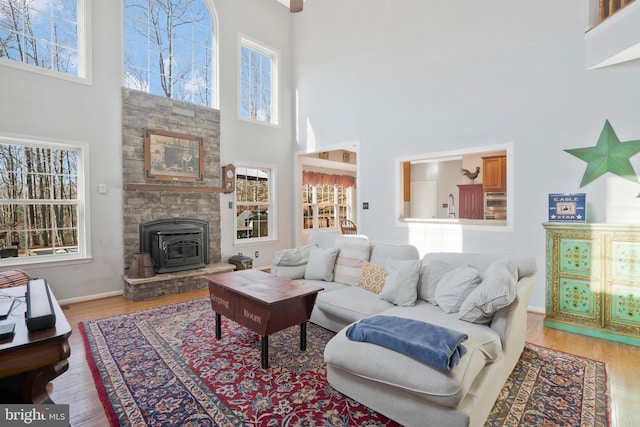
[123,263,234,301]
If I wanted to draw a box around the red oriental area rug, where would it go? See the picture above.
[80,298,608,426]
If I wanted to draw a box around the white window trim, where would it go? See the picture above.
[233,162,277,245]
[237,33,280,127]
[0,132,92,267]
[205,0,220,109]
[0,0,93,85]
[303,184,352,231]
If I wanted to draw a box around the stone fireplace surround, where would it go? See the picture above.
[122,89,232,300]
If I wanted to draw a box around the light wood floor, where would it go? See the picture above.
[49,289,640,427]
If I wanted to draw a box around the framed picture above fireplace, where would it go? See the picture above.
[144,129,204,182]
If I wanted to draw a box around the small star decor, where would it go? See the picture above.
[564,120,640,187]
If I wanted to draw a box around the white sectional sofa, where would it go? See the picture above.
[270,232,536,427]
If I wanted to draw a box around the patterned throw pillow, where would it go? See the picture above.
[358,261,387,294]
[334,237,371,285]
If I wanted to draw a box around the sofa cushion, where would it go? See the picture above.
[316,286,395,324]
[302,278,346,293]
[324,305,502,408]
[271,243,317,279]
[459,258,518,324]
[334,237,371,285]
[304,247,340,281]
[379,259,421,306]
[308,232,368,249]
[418,260,456,304]
[422,252,536,281]
[369,242,420,265]
[434,266,481,313]
[380,303,503,362]
[358,261,387,294]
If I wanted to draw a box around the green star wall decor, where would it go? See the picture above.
[564,120,640,187]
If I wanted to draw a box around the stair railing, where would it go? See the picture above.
[599,0,635,23]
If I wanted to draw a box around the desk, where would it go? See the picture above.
[0,285,72,403]
[206,269,323,368]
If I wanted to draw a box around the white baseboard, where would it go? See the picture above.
[527,305,545,314]
[58,290,123,306]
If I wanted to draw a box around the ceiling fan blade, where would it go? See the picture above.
[290,0,303,13]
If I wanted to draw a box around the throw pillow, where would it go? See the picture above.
[333,237,371,285]
[271,243,317,279]
[379,259,422,306]
[417,260,456,304]
[459,258,518,324]
[357,261,387,294]
[304,247,340,281]
[434,265,481,313]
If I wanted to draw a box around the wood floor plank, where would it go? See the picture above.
[49,289,639,426]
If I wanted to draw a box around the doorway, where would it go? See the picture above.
[296,144,359,245]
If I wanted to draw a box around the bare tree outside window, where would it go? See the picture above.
[0,0,79,75]
[124,0,214,107]
[0,142,80,259]
[239,37,277,125]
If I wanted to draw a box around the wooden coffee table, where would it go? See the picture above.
[0,284,72,403]
[206,269,323,368]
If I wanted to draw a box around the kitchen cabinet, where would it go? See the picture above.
[457,184,483,219]
[543,223,640,346]
[482,155,506,192]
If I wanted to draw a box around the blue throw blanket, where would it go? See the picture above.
[345,316,468,372]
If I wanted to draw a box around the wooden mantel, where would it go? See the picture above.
[124,183,229,193]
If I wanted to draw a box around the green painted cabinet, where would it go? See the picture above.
[543,223,640,346]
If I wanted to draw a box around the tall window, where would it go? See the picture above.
[239,35,278,125]
[0,0,87,79]
[235,166,275,242]
[0,136,87,264]
[303,184,351,230]
[124,0,216,108]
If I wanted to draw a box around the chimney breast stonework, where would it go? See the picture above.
[122,88,222,278]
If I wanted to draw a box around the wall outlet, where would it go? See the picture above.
[363,202,369,210]
[254,251,259,258]
[443,203,448,208]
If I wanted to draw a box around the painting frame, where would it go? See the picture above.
[144,129,204,182]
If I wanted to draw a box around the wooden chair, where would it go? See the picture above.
[339,219,357,235]
[0,269,32,289]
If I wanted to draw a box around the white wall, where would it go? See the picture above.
[0,0,124,301]
[293,0,640,311]
[3,0,640,310]
[213,0,295,270]
[0,0,294,301]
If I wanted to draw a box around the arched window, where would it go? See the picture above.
[123,0,218,108]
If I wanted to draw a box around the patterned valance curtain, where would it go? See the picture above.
[303,172,356,188]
